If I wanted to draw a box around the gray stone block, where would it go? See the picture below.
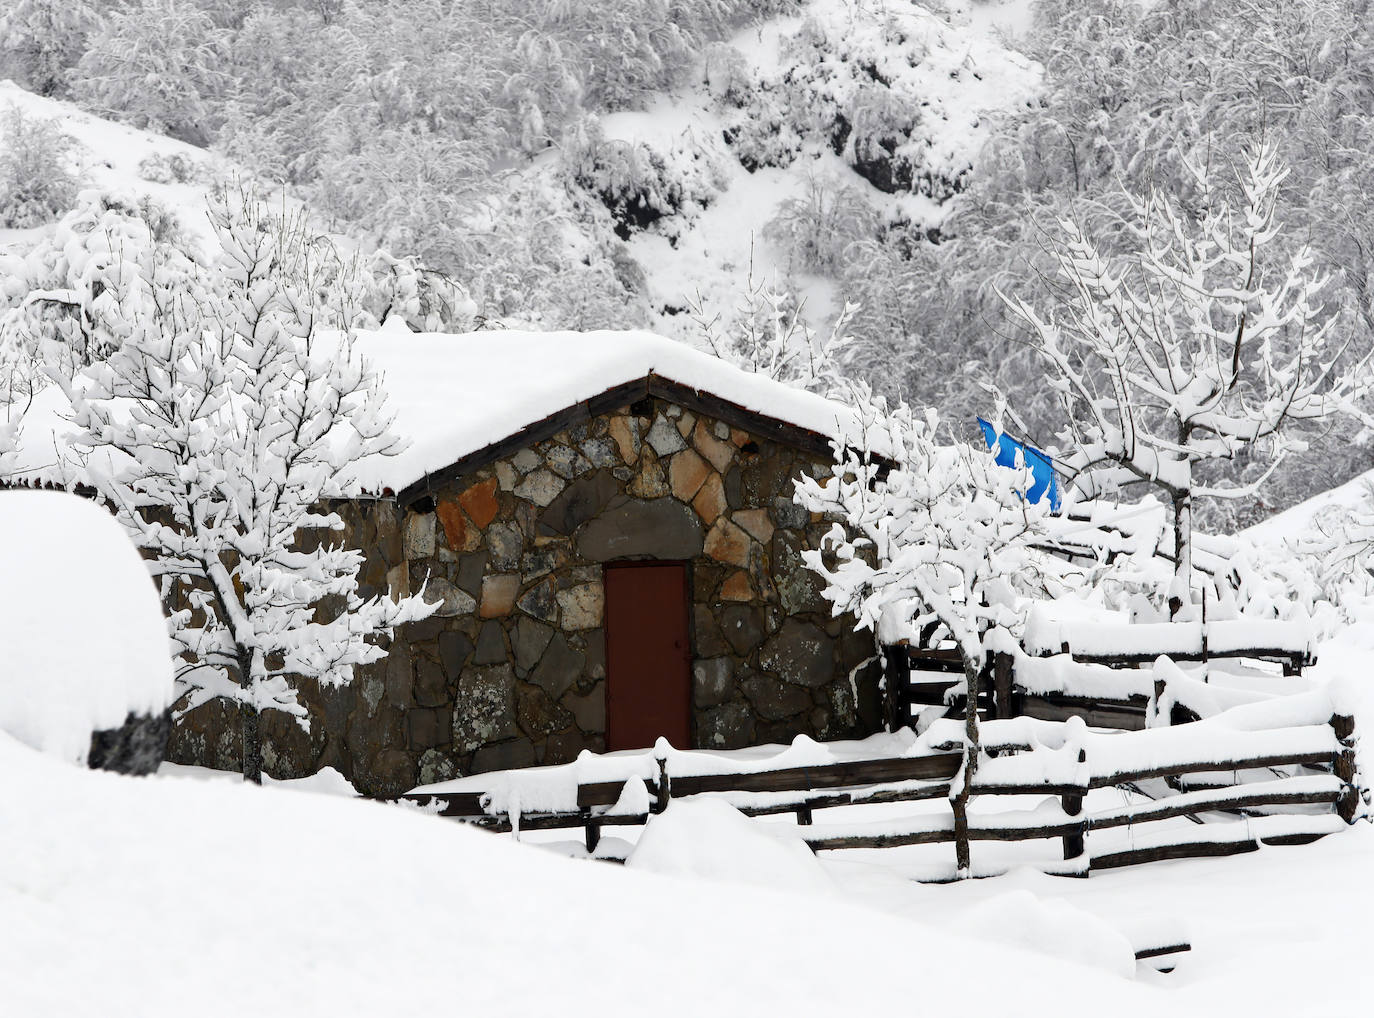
[692,657,733,708]
[575,497,703,561]
[759,619,836,688]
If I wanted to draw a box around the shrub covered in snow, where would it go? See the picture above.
[0,489,174,766]
[0,104,83,227]
[0,0,101,97]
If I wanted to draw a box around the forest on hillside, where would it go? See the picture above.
[3,0,1374,529]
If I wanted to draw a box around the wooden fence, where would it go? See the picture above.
[885,619,1318,734]
[405,710,1361,877]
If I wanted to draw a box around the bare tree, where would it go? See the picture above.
[1001,142,1370,617]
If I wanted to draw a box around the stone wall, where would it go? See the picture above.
[168,396,883,795]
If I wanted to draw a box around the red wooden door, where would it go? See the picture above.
[604,562,691,752]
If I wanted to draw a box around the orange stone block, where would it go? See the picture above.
[704,517,751,568]
[732,508,774,544]
[693,419,736,473]
[435,499,468,550]
[459,478,501,530]
[479,574,521,618]
[608,415,639,464]
[692,473,727,525]
[668,448,712,502]
[720,571,754,601]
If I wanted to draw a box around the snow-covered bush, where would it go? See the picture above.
[61,186,435,783]
[136,150,202,185]
[366,250,477,334]
[0,105,83,227]
[1001,143,1370,617]
[794,388,1052,875]
[0,190,191,401]
[0,489,175,766]
[689,269,856,396]
[74,0,226,146]
[765,173,878,275]
[0,0,102,97]
[562,118,729,242]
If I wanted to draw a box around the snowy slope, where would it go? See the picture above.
[0,79,235,251]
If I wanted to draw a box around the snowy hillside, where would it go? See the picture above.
[0,78,234,251]
[557,0,1041,341]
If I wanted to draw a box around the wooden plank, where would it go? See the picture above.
[402,792,486,817]
[1090,838,1260,870]
[1061,648,1310,669]
[1089,751,1336,789]
[1134,943,1192,962]
[805,818,1083,852]
[671,753,964,796]
[1019,697,1147,731]
[1090,786,1341,829]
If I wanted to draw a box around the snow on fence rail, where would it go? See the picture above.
[887,615,1318,734]
[402,693,1364,876]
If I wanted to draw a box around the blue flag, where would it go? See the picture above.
[977,418,1061,511]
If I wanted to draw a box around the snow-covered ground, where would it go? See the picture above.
[5,722,1368,1015]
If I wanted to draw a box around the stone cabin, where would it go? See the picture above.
[110,329,887,795]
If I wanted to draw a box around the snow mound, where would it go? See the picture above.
[627,798,832,895]
[952,888,1137,978]
[0,490,173,763]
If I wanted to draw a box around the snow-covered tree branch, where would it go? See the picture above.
[1001,142,1372,617]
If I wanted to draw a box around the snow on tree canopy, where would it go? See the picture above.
[0,490,173,763]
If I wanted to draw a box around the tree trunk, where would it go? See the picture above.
[1170,489,1193,621]
[952,654,982,877]
[237,645,263,785]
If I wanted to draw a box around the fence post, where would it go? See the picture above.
[1332,714,1359,824]
[1150,674,1169,729]
[883,640,911,731]
[994,652,1015,721]
[582,809,601,854]
[655,754,671,815]
[1062,748,1088,869]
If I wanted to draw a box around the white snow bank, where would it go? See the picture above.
[952,888,1137,978]
[0,490,173,763]
[1,729,1178,1017]
[627,798,832,895]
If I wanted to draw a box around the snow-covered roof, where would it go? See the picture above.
[350,327,858,498]
[7,328,862,497]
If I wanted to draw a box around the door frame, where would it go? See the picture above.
[602,559,693,752]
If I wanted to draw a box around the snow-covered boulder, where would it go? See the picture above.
[0,490,174,772]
